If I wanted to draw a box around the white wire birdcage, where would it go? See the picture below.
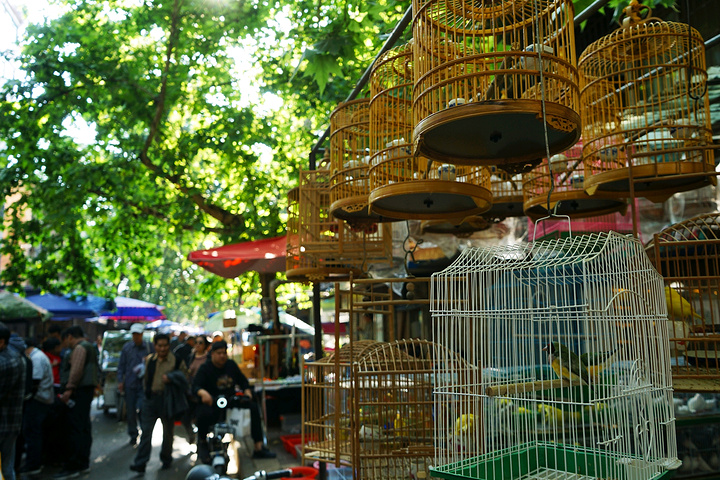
[431,231,680,480]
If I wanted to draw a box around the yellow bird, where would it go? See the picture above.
[454,414,475,437]
[665,286,703,323]
[537,404,581,425]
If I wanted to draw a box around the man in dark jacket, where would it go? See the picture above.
[54,326,99,480]
[193,340,275,463]
[130,333,188,473]
[0,322,25,480]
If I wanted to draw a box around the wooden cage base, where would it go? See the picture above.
[412,100,580,168]
[524,191,627,220]
[484,195,525,220]
[330,196,391,223]
[369,180,492,220]
[584,162,716,202]
[421,217,490,235]
[286,266,361,283]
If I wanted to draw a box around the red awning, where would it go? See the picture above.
[188,235,287,278]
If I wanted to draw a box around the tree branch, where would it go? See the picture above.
[137,0,244,230]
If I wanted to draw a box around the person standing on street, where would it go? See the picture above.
[117,323,152,446]
[54,326,100,480]
[0,322,26,480]
[19,337,54,476]
[130,333,188,473]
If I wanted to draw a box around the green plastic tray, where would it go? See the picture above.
[430,443,675,480]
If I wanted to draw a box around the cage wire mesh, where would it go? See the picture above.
[411,0,580,170]
[286,167,393,283]
[523,139,628,220]
[430,231,679,480]
[367,42,493,220]
[645,212,720,392]
[578,0,715,203]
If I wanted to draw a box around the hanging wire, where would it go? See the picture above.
[532,0,558,218]
[402,220,422,277]
[685,0,707,126]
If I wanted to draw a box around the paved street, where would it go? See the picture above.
[20,399,300,480]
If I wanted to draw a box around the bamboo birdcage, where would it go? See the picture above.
[578,0,715,203]
[412,0,580,171]
[330,98,390,223]
[302,339,466,480]
[485,170,525,221]
[368,43,493,220]
[431,232,679,480]
[645,213,720,392]
[523,139,628,219]
[286,167,393,283]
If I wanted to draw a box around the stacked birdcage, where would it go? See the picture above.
[645,212,720,392]
[578,0,715,202]
[302,340,380,469]
[431,232,679,480]
[330,98,386,223]
[368,43,493,220]
[412,0,580,170]
[303,338,465,480]
[524,139,628,219]
[286,167,393,283]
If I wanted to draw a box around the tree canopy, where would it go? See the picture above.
[0,0,676,320]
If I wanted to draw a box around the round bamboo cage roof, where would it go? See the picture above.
[412,0,580,170]
[421,216,490,237]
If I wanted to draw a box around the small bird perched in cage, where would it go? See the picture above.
[544,342,593,390]
[665,286,703,323]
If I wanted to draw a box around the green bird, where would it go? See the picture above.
[544,342,593,389]
[580,347,619,378]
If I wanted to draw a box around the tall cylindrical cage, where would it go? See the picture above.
[286,168,393,282]
[412,0,580,169]
[330,98,387,223]
[523,139,628,219]
[430,232,679,480]
[578,1,715,202]
[368,43,493,220]
[645,212,720,392]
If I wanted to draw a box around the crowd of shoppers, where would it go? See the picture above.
[0,322,275,480]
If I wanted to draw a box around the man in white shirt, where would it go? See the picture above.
[19,337,54,476]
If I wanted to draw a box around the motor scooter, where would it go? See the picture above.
[208,391,251,475]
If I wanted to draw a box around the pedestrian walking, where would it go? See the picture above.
[117,323,152,446]
[54,326,100,479]
[18,337,54,476]
[130,333,188,473]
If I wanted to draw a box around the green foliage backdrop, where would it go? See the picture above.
[0,0,675,321]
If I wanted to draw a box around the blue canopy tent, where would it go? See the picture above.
[25,293,99,321]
